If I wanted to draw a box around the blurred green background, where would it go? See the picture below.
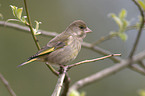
[0,0,145,96]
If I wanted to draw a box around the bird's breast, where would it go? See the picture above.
[45,37,82,65]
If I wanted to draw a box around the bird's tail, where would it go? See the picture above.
[18,58,38,67]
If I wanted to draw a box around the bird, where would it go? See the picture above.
[18,20,92,67]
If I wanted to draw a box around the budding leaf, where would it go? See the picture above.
[109,13,122,28]
[33,21,42,35]
[69,90,80,96]
[119,9,127,20]
[118,33,127,41]
[109,9,129,41]
[138,0,145,10]
[10,5,17,17]
[16,7,23,19]
[138,90,145,96]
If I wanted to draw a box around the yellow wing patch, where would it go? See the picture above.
[38,47,55,55]
[18,58,37,67]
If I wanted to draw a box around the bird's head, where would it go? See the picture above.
[66,20,92,39]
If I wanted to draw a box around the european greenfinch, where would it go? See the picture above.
[19,20,92,67]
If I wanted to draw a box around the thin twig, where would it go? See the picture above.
[46,63,59,76]
[23,0,41,50]
[91,25,145,47]
[91,33,117,46]
[23,1,59,76]
[138,61,145,69]
[0,73,16,96]
[130,64,145,73]
[68,54,121,69]
[69,50,145,92]
[0,21,144,75]
[51,66,68,96]
[82,42,145,75]
[82,42,122,62]
[0,21,59,37]
[61,73,70,96]
[69,60,129,91]
[129,0,145,58]
[45,63,59,76]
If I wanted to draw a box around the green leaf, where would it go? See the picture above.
[10,5,17,17]
[123,19,129,28]
[138,90,145,96]
[69,90,80,96]
[109,9,129,41]
[118,9,128,33]
[33,21,42,35]
[120,19,129,32]
[119,9,127,20]
[32,28,41,35]
[35,21,41,31]
[80,92,86,96]
[109,13,122,28]
[138,0,145,10]
[21,16,27,23]
[16,7,23,19]
[118,33,127,41]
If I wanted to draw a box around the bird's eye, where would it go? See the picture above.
[79,26,85,29]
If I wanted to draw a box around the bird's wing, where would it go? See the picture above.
[28,41,66,60]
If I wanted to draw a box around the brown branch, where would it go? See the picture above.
[129,0,145,58]
[61,73,70,96]
[46,63,59,76]
[0,21,58,37]
[130,64,145,73]
[0,21,144,75]
[68,54,121,69]
[82,42,145,75]
[23,0,41,50]
[138,61,145,69]
[69,50,145,92]
[0,73,16,96]
[91,33,117,46]
[82,42,121,62]
[51,66,68,96]
[65,54,121,95]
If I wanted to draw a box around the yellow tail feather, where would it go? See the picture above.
[18,58,37,67]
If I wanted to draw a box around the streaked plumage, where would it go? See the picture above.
[18,20,92,67]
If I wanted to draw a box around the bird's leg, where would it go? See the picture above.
[58,64,65,74]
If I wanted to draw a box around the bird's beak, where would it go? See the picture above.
[85,27,92,33]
